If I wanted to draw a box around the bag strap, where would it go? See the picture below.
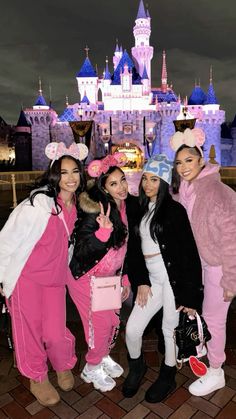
[58,211,70,238]
[195,312,204,344]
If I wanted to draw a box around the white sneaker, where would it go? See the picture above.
[81,363,116,392]
[189,367,225,396]
[101,355,124,378]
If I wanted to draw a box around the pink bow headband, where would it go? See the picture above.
[170,128,205,156]
[87,152,127,178]
[45,142,88,164]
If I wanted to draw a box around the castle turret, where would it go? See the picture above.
[24,80,58,170]
[13,109,32,170]
[131,0,153,85]
[76,47,98,104]
[113,41,123,70]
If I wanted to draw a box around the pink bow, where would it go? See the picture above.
[45,142,88,162]
[170,128,205,156]
[88,152,127,178]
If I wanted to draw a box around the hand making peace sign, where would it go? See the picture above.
[96,202,113,229]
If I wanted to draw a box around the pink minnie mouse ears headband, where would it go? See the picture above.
[45,142,88,165]
[88,152,127,178]
[170,128,205,157]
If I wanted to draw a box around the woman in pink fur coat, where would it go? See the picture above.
[171,127,236,397]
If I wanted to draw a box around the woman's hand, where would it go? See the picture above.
[122,286,130,302]
[96,202,113,229]
[135,285,152,308]
[223,289,235,302]
[177,305,196,319]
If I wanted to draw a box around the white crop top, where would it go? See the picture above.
[139,202,161,255]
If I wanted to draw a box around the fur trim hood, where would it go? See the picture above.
[78,191,100,214]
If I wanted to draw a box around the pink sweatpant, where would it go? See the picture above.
[8,276,77,382]
[202,262,230,368]
[67,274,120,365]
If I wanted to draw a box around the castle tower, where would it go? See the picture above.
[24,80,58,170]
[76,47,98,104]
[131,0,153,85]
[201,67,224,163]
[13,109,32,170]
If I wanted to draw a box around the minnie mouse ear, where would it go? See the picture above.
[192,128,206,147]
[45,142,60,159]
[77,143,89,160]
[169,131,184,151]
[184,128,197,147]
[87,160,103,177]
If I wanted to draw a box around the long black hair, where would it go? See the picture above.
[171,144,203,194]
[94,166,128,248]
[29,155,86,213]
[139,176,171,242]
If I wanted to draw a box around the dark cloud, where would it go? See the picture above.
[0,0,235,123]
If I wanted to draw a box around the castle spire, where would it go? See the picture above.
[161,50,168,92]
[210,65,213,84]
[104,56,111,80]
[84,45,90,57]
[205,65,218,105]
[137,0,147,19]
[38,77,42,95]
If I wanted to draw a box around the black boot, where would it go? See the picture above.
[145,361,176,403]
[122,353,147,398]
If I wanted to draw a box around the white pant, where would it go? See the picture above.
[126,255,179,366]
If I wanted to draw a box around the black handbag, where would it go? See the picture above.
[174,311,211,365]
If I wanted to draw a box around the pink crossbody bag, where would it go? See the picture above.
[90,264,123,312]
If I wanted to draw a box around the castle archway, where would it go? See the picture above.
[111,141,143,170]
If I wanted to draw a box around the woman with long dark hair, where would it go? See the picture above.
[123,154,203,403]
[0,142,88,406]
[68,153,131,392]
[171,127,236,396]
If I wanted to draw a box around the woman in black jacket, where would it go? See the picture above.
[68,153,131,393]
[122,154,203,403]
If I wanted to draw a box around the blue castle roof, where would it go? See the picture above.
[81,94,90,104]
[137,0,147,19]
[17,110,31,127]
[76,57,97,78]
[151,89,178,104]
[205,83,218,105]
[34,94,47,106]
[142,65,149,80]
[104,61,111,80]
[188,86,206,105]
[59,108,78,122]
[111,50,142,85]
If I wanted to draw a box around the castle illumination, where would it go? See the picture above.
[23,0,226,170]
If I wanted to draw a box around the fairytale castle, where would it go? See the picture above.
[15,0,231,170]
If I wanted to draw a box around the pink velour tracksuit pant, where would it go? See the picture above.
[202,261,231,369]
[8,276,77,382]
[67,245,127,365]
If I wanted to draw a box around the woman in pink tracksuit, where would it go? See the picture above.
[0,142,88,406]
[171,128,236,397]
[68,153,130,392]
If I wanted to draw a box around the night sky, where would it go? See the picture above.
[1,0,236,124]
